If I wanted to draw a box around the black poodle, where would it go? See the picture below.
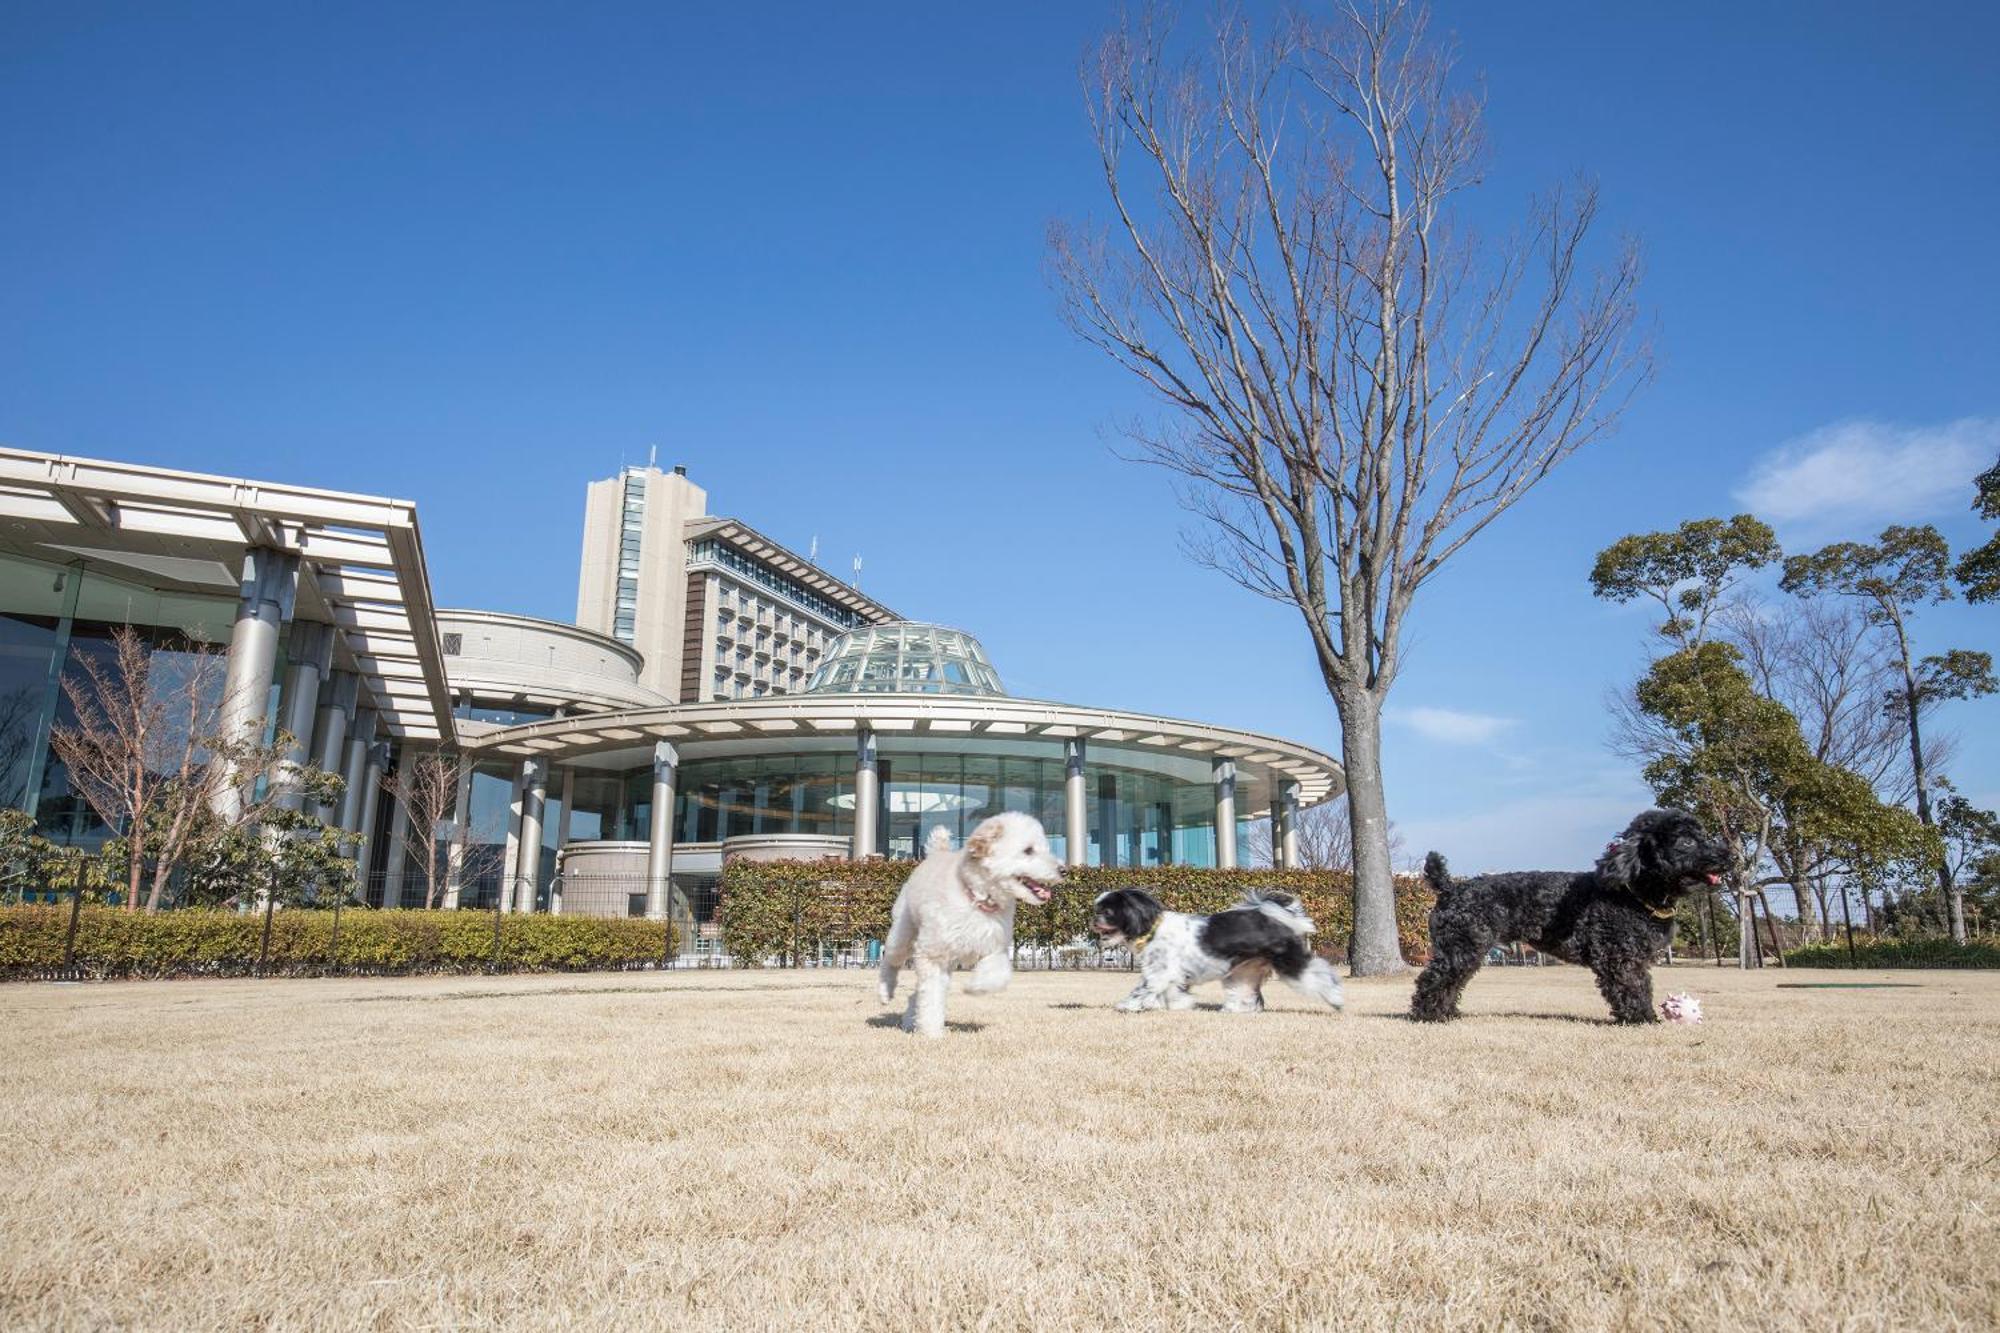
[1409,809,1734,1024]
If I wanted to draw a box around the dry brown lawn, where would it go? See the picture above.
[1,962,1996,1331]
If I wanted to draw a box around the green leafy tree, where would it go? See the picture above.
[1934,789,2000,942]
[1617,639,1933,963]
[179,767,353,908]
[1782,525,1997,937]
[0,808,62,904]
[1954,455,1999,603]
[1589,515,1781,649]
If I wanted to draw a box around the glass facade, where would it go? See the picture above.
[0,551,238,847]
[650,737,1255,867]
[453,701,557,728]
[805,622,1004,696]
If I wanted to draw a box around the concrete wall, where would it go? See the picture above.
[439,609,666,713]
[573,465,709,701]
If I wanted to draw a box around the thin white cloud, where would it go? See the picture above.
[1387,705,1516,746]
[1733,417,1994,526]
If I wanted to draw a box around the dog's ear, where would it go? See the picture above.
[1121,890,1162,936]
[1596,835,1642,889]
[965,818,1002,863]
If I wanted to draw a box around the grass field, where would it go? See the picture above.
[2,963,1996,1331]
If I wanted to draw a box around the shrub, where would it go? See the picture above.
[718,858,1435,966]
[1784,935,2000,970]
[0,906,677,981]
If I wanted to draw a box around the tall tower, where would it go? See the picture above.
[575,463,709,698]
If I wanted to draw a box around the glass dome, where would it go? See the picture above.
[804,622,1006,696]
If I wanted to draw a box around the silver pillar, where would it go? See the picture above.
[442,759,474,910]
[499,763,526,913]
[1214,758,1238,871]
[212,548,299,823]
[273,621,334,812]
[513,759,547,914]
[381,753,411,909]
[310,672,359,824]
[336,707,378,847]
[645,743,679,920]
[1276,780,1301,870]
[1064,738,1088,868]
[851,728,878,861]
[354,742,387,892]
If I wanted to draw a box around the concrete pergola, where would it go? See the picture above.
[0,447,454,855]
[466,693,1343,917]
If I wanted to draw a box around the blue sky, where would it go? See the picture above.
[3,1,1994,871]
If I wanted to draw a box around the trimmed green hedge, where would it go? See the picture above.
[0,906,678,980]
[718,858,1436,967]
[1784,936,2000,970]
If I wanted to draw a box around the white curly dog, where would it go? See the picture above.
[877,811,1063,1039]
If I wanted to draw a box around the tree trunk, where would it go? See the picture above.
[1895,619,1958,933]
[1694,890,1713,959]
[1788,869,1819,942]
[1331,683,1407,977]
[125,828,143,913]
[1738,890,1756,969]
[146,859,172,914]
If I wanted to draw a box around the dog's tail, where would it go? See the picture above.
[1423,851,1453,897]
[1280,955,1345,1011]
[1242,888,1316,936]
[924,825,953,857]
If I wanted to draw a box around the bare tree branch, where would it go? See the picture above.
[1052,1,1648,974]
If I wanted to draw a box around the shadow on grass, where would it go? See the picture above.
[864,1013,985,1033]
[1049,1000,1230,1013]
[1358,1009,1615,1026]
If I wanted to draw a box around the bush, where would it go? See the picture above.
[718,858,1435,967]
[0,906,677,981]
[1784,935,2000,969]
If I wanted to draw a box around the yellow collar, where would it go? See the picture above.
[1623,883,1677,921]
[1127,926,1157,954]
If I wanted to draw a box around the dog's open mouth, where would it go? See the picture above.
[1703,872,1724,885]
[1019,878,1054,903]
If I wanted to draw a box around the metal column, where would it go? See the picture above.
[513,758,547,914]
[1214,758,1238,871]
[1063,738,1088,868]
[851,727,878,861]
[645,743,679,920]
[213,548,298,823]
[1275,780,1300,870]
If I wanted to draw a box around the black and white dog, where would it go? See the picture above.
[1090,888,1345,1014]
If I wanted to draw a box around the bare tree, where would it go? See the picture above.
[383,746,476,910]
[50,627,225,912]
[1719,597,1913,937]
[1248,794,1404,872]
[1051,1,1646,972]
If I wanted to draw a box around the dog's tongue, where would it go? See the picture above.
[1704,872,1722,885]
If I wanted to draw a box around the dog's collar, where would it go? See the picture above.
[1622,882,1678,921]
[1127,925,1157,954]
